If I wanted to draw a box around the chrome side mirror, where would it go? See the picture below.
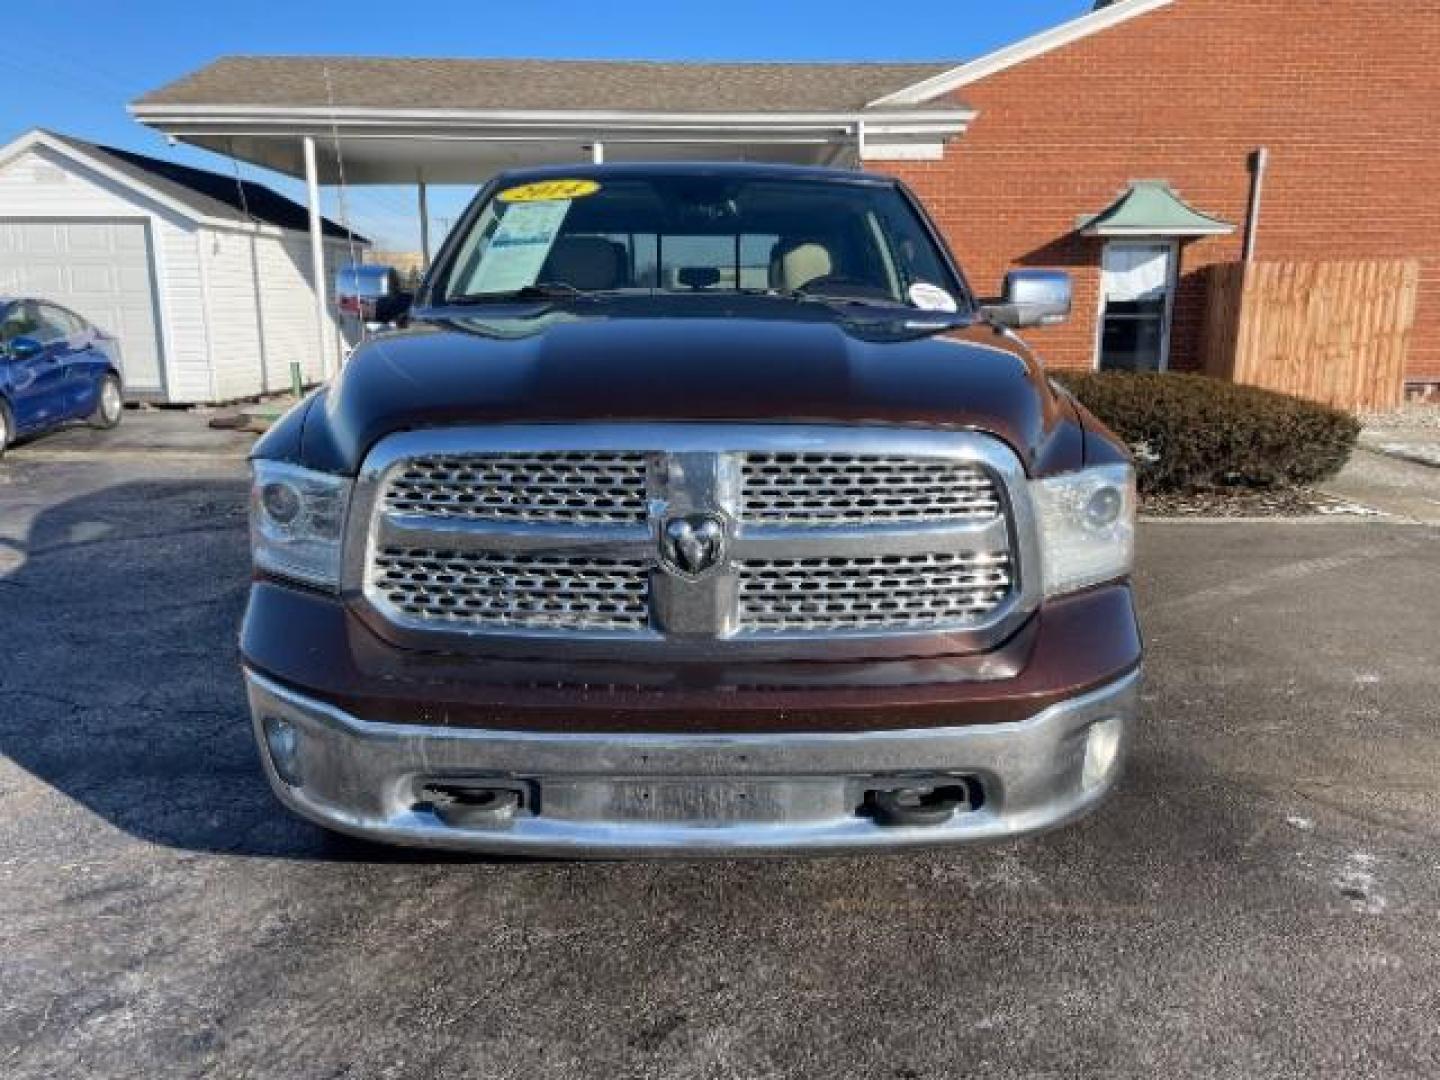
[335,263,411,326]
[982,270,1072,330]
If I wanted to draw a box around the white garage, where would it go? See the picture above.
[0,128,365,403]
[1,218,164,393]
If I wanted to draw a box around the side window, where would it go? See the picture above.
[649,233,780,291]
[739,234,778,290]
[59,308,88,336]
[875,199,956,295]
[1,302,41,343]
[34,304,74,344]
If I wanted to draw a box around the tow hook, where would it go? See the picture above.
[866,782,974,828]
[422,783,524,829]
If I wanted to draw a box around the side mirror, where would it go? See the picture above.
[370,290,413,326]
[5,336,44,361]
[335,263,409,326]
[982,270,1072,330]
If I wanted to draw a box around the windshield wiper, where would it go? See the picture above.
[737,286,911,311]
[445,282,594,305]
[741,287,970,336]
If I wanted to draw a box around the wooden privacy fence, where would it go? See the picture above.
[1202,258,1420,412]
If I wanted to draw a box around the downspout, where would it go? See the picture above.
[1243,147,1269,263]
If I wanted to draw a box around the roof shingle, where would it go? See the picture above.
[46,131,365,241]
[135,56,962,114]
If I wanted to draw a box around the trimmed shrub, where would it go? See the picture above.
[1057,373,1360,494]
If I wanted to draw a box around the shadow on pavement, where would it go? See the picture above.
[0,476,505,864]
[5,474,1362,875]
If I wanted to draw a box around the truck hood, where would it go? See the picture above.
[293,307,1085,476]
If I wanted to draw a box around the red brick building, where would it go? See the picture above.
[868,0,1440,388]
[132,0,1440,395]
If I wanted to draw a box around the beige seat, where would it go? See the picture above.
[769,239,834,292]
[539,236,628,291]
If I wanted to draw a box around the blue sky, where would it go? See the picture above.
[3,0,1090,248]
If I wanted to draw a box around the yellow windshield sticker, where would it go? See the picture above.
[498,179,601,203]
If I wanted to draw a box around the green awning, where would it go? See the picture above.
[1079,181,1235,237]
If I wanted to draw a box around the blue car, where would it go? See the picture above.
[0,297,124,457]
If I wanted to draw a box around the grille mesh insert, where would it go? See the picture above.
[372,548,651,631]
[738,552,1013,632]
[741,453,1002,525]
[384,453,650,524]
[366,437,1023,646]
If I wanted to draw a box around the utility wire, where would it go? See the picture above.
[323,62,367,350]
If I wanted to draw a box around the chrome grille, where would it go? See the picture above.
[742,453,1002,525]
[372,548,650,631]
[355,426,1037,661]
[738,553,1013,632]
[384,452,649,524]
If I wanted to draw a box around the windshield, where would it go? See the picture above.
[433,174,966,310]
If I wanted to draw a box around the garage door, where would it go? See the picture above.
[0,219,164,395]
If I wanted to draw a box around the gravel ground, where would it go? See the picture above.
[1362,403,1440,432]
[1142,487,1381,518]
[3,437,1440,1079]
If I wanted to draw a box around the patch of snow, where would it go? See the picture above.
[1286,815,1315,832]
[1315,500,1387,517]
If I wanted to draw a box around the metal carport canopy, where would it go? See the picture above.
[124,106,975,182]
[128,56,975,182]
[129,56,974,375]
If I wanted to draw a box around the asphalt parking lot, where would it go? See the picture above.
[2,423,1439,1078]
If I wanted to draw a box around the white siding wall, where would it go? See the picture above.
[197,229,264,400]
[0,144,212,402]
[1,141,364,403]
[201,230,357,400]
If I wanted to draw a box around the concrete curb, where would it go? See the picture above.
[10,449,251,463]
[1139,514,1425,526]
[1363,445,1440,471]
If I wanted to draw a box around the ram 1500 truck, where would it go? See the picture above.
[242,163,1141,856]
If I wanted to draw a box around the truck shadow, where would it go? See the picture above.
[0,475,1255,875]
[0,475,497,864]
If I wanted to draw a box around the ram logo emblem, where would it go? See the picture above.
[658,513,728,580]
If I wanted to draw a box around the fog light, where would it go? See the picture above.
[262,715,303,787]
[1082,716,1123,791]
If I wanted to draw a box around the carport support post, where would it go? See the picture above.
[303,135,336,379]
[418,174,431,270]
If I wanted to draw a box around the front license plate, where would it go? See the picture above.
[604,780,788,824]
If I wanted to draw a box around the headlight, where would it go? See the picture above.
[1031,464,1136,598]
[250,460,352,590]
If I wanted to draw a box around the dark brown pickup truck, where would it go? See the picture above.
[242,163,1141,856]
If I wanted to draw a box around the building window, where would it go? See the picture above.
[1097,241,1177,372]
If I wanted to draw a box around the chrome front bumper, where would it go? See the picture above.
[244,668,1140,858]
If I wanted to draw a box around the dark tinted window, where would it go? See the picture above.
[440,175,962,308]
[1,301,42,343]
